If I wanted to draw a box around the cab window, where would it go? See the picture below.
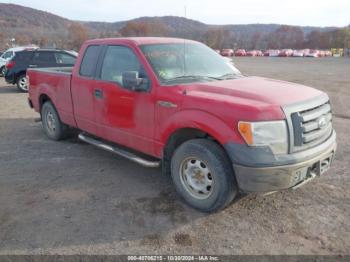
[100,46,148,88]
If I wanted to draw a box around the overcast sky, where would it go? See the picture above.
[2,0,350,27]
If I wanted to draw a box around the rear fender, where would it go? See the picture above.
[37,84,57,111]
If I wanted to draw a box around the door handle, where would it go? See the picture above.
[28,65,37,68]
[157,101,178,108]
[94,89,103,99]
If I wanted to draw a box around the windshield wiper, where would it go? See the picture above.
[218,73,240,80]
[164,75,221,83]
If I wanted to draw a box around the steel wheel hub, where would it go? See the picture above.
[46,111,56,134]
[180,158,213,199]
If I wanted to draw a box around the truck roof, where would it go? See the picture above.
[84,37,199,46]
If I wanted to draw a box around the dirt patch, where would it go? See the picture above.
[174,233,192,247]
[45,189,91,204]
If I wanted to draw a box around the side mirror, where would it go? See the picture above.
[122,71,149,92]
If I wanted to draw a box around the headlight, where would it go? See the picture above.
[238,121,288,155]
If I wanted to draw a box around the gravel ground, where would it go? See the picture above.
[0,57,349,255]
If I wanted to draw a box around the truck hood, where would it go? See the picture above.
[183,76,324,106]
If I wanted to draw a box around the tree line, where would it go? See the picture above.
[1,21,349,52]
[195,25,350,51]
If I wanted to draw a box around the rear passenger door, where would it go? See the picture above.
[31,51,57,68]
[71,45,102,136]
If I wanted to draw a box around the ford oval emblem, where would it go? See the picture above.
[318,116,327,129]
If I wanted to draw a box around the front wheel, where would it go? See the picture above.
[171,139,238,213]
[41,101,68,141]
[16,74,29,92]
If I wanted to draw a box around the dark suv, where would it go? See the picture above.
[5,49,77,92]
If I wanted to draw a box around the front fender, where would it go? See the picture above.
[159,109,244,148]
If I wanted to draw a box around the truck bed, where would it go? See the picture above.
[28,67,76,128]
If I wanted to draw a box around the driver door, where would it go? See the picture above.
[94,45,156,155]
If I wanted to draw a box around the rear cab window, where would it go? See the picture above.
[79,45,102,77]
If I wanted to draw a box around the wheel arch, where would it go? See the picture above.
[39,93,54,111]
[162,127,214,176]
[160,109,242,152]
[36,84,58,112]
[160,110,241,176]
[38,92,59,120]
[15,71,27,83]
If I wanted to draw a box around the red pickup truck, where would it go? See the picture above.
[27,37,337,212]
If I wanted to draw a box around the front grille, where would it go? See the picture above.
[291,101,333,151]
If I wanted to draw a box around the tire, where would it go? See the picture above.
[171,139,237,213]
[0,66,5,77]
[41,101,68,141]
[16,74,29,92]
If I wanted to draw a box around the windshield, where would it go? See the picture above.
[140,43,242,84]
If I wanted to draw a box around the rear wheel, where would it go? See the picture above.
[16,74,28,92]
[41,101,68,141]
[171,139,237,213]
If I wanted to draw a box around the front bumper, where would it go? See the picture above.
[227,131,337,192]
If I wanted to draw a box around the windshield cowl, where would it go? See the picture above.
[162,74,243,85]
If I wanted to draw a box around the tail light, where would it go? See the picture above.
[26,75,30,91]
[6,61,16,70]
